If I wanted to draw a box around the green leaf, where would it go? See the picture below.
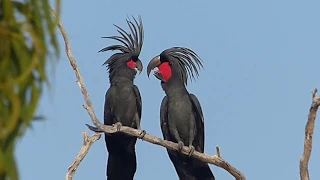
[0,0,61,179]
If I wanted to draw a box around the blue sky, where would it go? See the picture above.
[16,0,320,179]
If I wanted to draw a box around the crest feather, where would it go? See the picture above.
[162,47,204,85]
[99,16,144,56]
[98,16,144,80]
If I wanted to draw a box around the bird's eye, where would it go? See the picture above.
[169,62,172,66]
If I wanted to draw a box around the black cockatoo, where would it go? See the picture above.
[99,16,144,180]
[147,47,215,180]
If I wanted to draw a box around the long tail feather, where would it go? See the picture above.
[105,134,137,180]
[168,150,215,180]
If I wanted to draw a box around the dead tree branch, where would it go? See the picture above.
[86,124,245,180]
[51,10,246,180]
[66,131,101,180]
[300,88,320,180]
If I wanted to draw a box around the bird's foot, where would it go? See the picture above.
[178,141,184,152]
[85,124,103,133]
[113,122,122,132]
[187,145,195,157]
[139,130,146,139]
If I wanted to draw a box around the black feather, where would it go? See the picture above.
[99,16,144,80]
[161,47,204,85]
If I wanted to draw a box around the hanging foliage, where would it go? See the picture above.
[0,0,61,179]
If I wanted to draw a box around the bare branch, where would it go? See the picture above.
[51,9,245,180]
[66,131,101,180]
[86,124,245,180]
[300,88,320,180]
[50,9,101,129]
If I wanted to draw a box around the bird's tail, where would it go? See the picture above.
[169,151,215,180]
[191,159,215,180]
[105,133,138,180]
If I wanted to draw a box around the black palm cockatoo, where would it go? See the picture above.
[98,16,145,180]
[147,47,215,180]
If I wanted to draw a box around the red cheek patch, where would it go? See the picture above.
[158,62,172,82]
[127,59,135,69]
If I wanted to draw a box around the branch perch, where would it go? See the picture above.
[51,10,245,180]
[86,124,245,179]
[66,131,101,180]
[300,88,320,180]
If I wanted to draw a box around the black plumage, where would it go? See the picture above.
[147,47,215,180]
[99,16,144,180]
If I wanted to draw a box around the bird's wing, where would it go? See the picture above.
[189,93,205,152]
[160,96,172,141]
[104,86,117,125]
[133,85,142,120]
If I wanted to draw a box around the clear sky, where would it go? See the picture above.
[15,0,320,179]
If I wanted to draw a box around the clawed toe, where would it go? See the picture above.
[139,130,146,139]
[188,145,195,157]
[178,141,184,152]
[113,122,122,132]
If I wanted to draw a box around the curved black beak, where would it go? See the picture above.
[135,59,143,74]
[147,55,161,78]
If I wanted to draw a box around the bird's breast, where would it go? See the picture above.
[167,98,194,139]
[112,86,137,126]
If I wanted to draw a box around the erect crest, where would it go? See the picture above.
[162,47,204,85]
[98,16,144,75]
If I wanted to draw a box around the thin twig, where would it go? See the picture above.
[216,146,221,158]
[66,131,101,180]
[51,9,246,180]
[300,88,320,180]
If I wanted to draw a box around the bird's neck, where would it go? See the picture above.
[109,68,136,85]
[162,80,189,98]
[110,75,135,86]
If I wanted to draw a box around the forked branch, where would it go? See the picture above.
[51,10,246,180]
[300,88,320,180]
[66,131,101,180]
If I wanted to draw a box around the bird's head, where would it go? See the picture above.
[99,16,144,81]
[147,47,203,86]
